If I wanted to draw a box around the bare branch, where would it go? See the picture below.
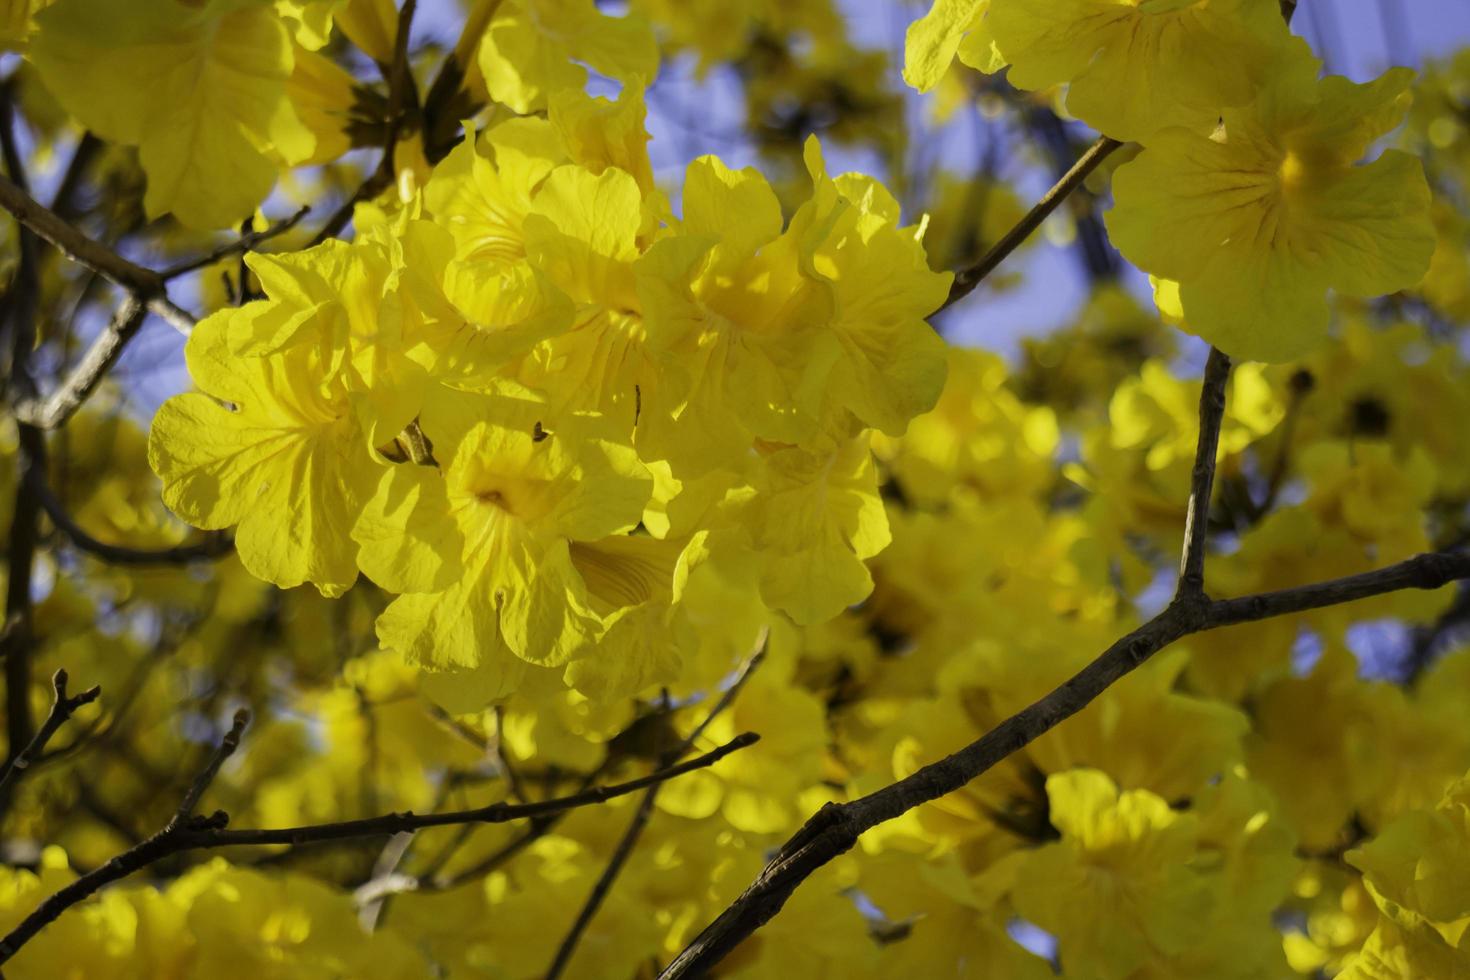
[658,355,1470,978]
[0,669,100,802]
[170,708,250,829]
[12,297,147,430]
[208,732,757,848]
[159,205,312,281]
[32,465,234,565]
[0,173,196,438]
[0,728,758,965]
[545,779,662,980]
[2,426,45,772]
[0,173,163,299]
[1207,551,1470,626]
[1177,347,1231,597]
[936,135,1123,316]
[547,649,765,976]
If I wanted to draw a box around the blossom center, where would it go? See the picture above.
[1278,151,1309,192]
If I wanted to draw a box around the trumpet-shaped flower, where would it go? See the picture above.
[1107,67,1435,361]
[373,419,651,694]
[148,314,379,597]
[987,0,1293,141]
[30,0,313,229]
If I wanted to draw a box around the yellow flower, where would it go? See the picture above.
[634,155,833,468]
[742,433,891,625]
[793,139,952,436]
[478,0,658,114]
[149,314,380,597]
[1339,918,1470,979]
[30,0,314,228]
[1244,647,1389,851]
[903,0,1003,94]
[373,418,651,695]
[988,0,1293,141]
[1011,769,1214,979]
[1348,770,1470,955]
[1107,67,1435,361]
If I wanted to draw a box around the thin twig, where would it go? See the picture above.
[31,465,234,564]
[546,648,767,977]
[936,135,1123,315]
[1,82,43,767]
[0,173,163,299]
[158,205,311,281]
[2,426,45,773]
[0,730,758,965]
[12,297,147,430]
[169,708,250,829]
[1177,347,1231,596]
[0,670,100,802]
[545,781,662,979]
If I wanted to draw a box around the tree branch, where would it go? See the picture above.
[659,547,1470,977]
[30,465,235,565]
[0,669,100,805]
[936,135,1123,316]
[2,426,45,774]
[0,724,758,965]
[1,82,44,770]
[547,649,767,977]
[0,173,163,300]
[158,205,312,281]
[657,359,1470,978]
[1177,347,1231,597]
[170,708,250,830]
[545,778,662,980]
[11,297,147,430]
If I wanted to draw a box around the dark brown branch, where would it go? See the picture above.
[1206,551,1470,626]
[0,670,100,803]
[936,135,1123,315]
[659,547,1470,977]
[170,708,250,829]
[2,426,45,774]
[1,82,44,773]
[1177,347,1231,596]
[0,729,758,965]
[32,465,234,564]
[545,779,662,979]
[0,709,246,966]
[420,0,504,162]
[158,205,311,281]
[547,650,765,976]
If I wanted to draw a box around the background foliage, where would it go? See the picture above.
[1,0,1470,977]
